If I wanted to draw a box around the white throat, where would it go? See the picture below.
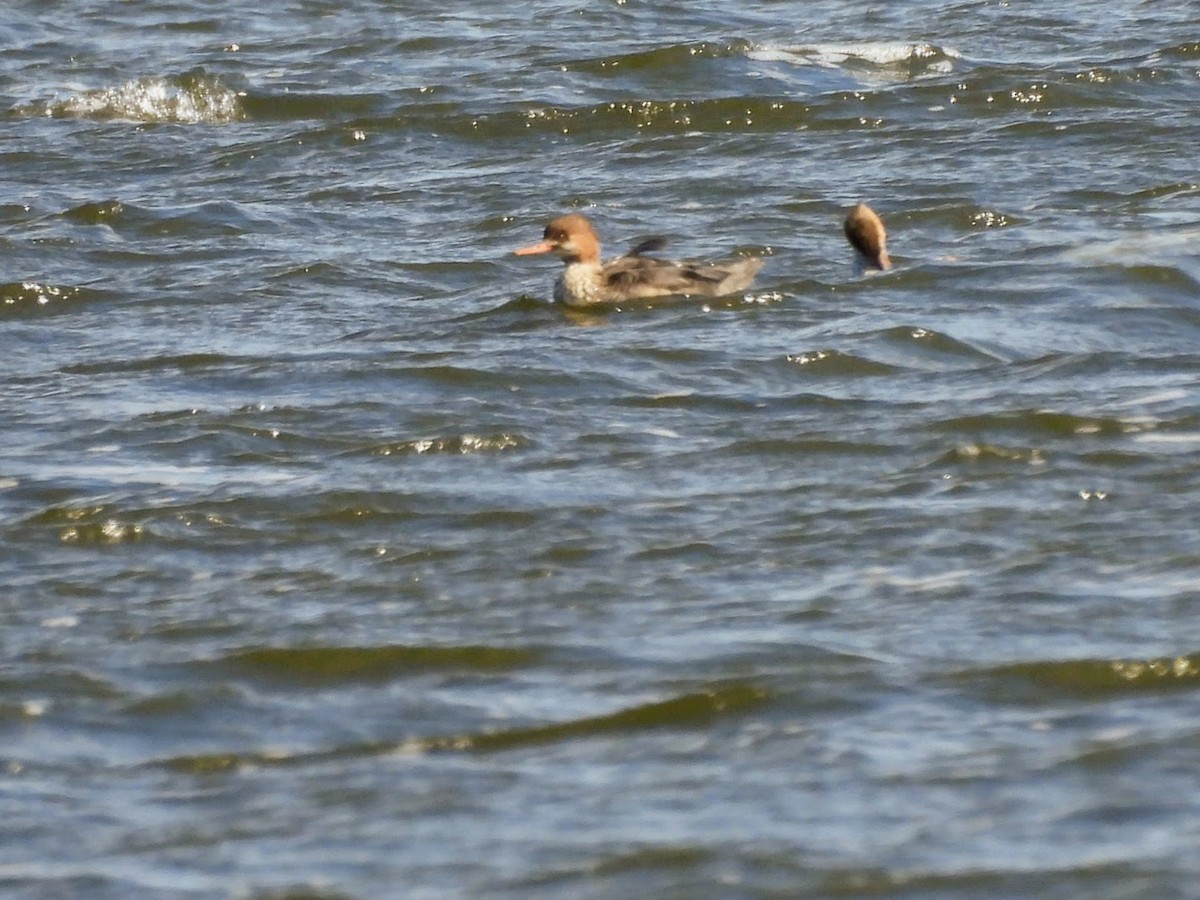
[555,261,605,306]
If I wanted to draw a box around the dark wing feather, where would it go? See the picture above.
[605,256,660,287]
[602,255,762,299]
[678,265,724,285]
[625,236,670,257]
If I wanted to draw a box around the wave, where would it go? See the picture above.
[28,71,243,124]
[345,432,528,457]
[157,682,770,772]
[0,281,97,316]
[747,41,962,75]
[210,643,539,685]
[878,325,1006,367]
[57,197,273,238]
[562,40,746,77]
[61,352,243,375]
[785,348,903,376]
[26,504,149,544]
[934,409,1149,438]
[950,655,1200,703]
[935,442,1047,466]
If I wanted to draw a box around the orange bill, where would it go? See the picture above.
[514,241,555,256]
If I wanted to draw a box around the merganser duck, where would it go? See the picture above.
[514,212,763,307]
[844,202,891,273]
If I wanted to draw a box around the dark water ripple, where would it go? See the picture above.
[4,1,1200,897]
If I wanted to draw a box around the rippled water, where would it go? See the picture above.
[4,1,1200,897]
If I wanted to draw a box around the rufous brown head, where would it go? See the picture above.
[515,213,602,265]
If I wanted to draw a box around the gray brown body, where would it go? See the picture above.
[517,213,762,307]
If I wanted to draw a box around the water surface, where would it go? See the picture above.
[4,1,1200,897]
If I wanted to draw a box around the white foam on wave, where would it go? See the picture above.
[1062,227,1200,265]
[865,565,973,593]
[1134,433,1200,445]
[31,461,302,488]
[44,75,244,125]
[747,41,961,74]
[2,281,78,307]
[1111,388,1188,408]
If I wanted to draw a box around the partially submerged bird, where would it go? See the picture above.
[514,212,762,307]
[843,202,891,274]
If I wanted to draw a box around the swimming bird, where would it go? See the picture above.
[844,202,891,273]
[514,212,762,307]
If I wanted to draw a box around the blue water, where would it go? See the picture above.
[3,2,1200,897]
